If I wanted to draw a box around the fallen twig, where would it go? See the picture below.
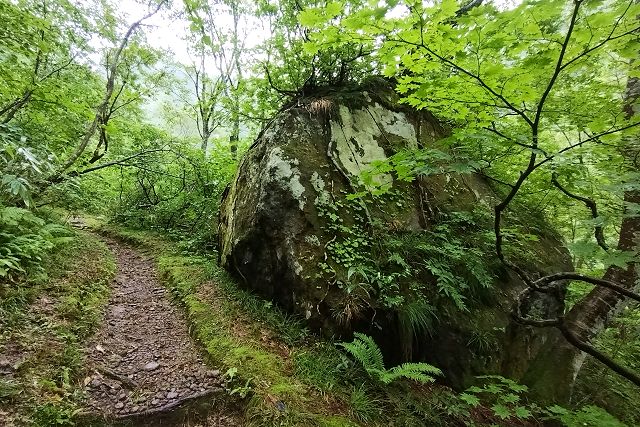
[114,388,221,419]
[94,364,138,390]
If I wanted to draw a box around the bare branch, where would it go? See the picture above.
[551,172,609,251]
[533,272,640,302]
[558,322,640,387]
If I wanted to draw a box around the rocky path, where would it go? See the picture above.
[81,236,239,425]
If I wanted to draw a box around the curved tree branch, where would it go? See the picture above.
[49,0,167,181]
[532,272,640,302]
[551,172,609,251]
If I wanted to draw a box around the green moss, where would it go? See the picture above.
[319,416,362,427]
[94,223,494,426]
[0,230,115,426]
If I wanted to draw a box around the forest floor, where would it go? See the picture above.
[2,216,546,426]
[0,225,244,426]
[92,222,366,427]
[79,235,243,425]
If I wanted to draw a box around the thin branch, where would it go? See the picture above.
[264,65,297,96]
[65,148,171,178]
[536,120,640,168]
[533,272,640,302]
[391,35,533,126]
[532,0,582,144]
[551,172,608,250]
[559,322,640,387]
[484,124,536,150]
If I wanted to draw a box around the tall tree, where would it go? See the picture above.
[300,0,640,398]
[183,0,247,157]
[184,45,225,152]
[522,62,640,402]
[50,0,168,181]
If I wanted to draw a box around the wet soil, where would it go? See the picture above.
[81,237,242,426]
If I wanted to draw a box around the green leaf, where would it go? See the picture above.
[459,393,480,407]
[491,404,511,420]
[514,406,531,419]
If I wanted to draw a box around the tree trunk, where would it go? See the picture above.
[229,0,241,159]
[0,90,33,123]
[229,108,239,158]
[201,120,211,153]
[523,78,640,404]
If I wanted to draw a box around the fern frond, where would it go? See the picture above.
[338,339,372,370]
[382,362,442,384]
[353,332,384,370]
[337,333,442,385]
[395,362,443,376]
[338,333,385,373]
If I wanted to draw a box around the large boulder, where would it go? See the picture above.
[218,80,572,388]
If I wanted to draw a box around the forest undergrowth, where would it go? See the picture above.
[88,219,631,427]
[0,227,115,426]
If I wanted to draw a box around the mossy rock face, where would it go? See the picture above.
[218,79,571,389]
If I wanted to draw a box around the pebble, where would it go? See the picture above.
[143,361,159,371]
[80,244,227,416]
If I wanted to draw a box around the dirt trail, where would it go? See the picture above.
[81,236,240,425]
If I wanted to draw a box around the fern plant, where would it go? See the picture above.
[0,206,73,279]
[338,332,442,384]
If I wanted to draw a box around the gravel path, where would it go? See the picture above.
[82,237,237,424]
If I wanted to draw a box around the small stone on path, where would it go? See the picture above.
[143,361,159,371]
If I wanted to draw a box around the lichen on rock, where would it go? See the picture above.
[218,79,572,390]
[265,147,306,210]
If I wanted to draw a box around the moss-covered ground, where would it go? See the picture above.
[0,230,116,426]
[93,223,489,426]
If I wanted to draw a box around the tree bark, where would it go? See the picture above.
[0,90,33,123]
[229,0,241,159]
[523,76,640,404]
